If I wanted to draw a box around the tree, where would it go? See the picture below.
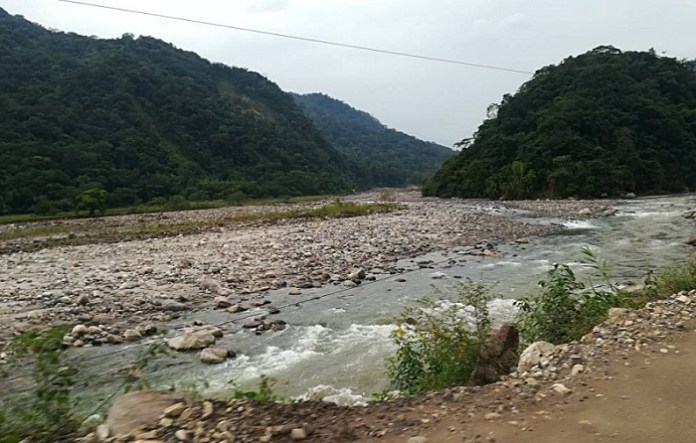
[77,188,108,216]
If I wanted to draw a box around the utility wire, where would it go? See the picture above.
[54,0,533,75]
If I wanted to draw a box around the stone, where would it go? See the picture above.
[162,300,187,312]
[72,324,88,336]
[123,329,142,342]
[290,428,307,440]
[174,429,192,441]
[227,304,247,313]
[484,412,502,420]
[107,334,124,344]
[214,296,232,309]
[163,402,187,418]
[578,207,593,216]
[348,268,366,280]
[408,437,429,443]
[288,289,302,295]
[199,276,227,295]
[430,271,447,279]
[96,423,110,441]
[517,341,555,373]
[201,401,214,420]
[552,383,573,395]
[106,391,185,437]
[200,347,229,364]
[343,280,357,288]
[77,294,90,306]
[676,295,690,303]
[167,332,216,351]
[571,364,584,376]
[471,323,520,384]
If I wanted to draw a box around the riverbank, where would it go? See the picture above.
[76,288,696,442]
[0,191,617,346]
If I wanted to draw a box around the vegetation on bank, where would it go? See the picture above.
[0,201,406,252]
[0,327,79,443]
[0,8,354,217]
[293,93,455,188]
[2,251,695,441]
[386,250,696,394]
[424,46,696,199]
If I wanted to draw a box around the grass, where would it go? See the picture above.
[0,195,336,226]
[0,201,406,253]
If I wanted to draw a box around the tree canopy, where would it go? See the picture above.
[0,8,354,214]
[424,47,696,199]
[293,93,454,188]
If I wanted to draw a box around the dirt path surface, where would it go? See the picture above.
[389,327,696,443]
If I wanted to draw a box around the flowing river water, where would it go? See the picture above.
[68,195,696,407]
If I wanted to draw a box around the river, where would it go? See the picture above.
[68,194,696,407]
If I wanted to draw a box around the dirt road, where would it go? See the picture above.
[381,328,696,443]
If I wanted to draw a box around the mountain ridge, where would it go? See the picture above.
[293,93,454,188]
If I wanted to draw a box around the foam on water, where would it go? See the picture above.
[294,385,371,406]
[561,219,598,230]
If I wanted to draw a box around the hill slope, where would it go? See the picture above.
[424,47,696,199]
[0,8,354,214]
[293,93,454,188]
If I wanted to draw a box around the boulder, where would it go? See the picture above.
[578,207,593,216]
[106,390,186,437]
[471,323,520,384]
[167,331,216,351]
[200,347,229,364]
[517,341,556,373]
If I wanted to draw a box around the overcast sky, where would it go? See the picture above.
[2,0,695,146]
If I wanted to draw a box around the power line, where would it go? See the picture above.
[54,0,533,75]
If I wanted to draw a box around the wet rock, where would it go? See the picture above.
[123,329,142,342]
[162,300,187,312]
[167,332,216,351]
[200,347,229,364]
[578,207,593,216]
[227,304,247,313]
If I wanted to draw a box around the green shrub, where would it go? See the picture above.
[228,375,280,402]
[385,281,493,395]
[0,326,80,443]
[515,258,623,345]
[163,195,190,211]
[656,256,696,297]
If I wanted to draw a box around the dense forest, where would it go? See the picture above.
[293,93,454,188]
[424,47,696,199]
[0,8,355,215]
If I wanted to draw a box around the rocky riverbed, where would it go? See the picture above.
[72,289,696,443]
[0,192,616,350]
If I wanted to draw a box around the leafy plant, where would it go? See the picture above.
[228,375,281,402]
[0,326,80,443]
[385,281,493,395]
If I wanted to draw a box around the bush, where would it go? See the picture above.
[0,326,80,443]
[515,263,619,344]
[656,255,696,297]
[163,195,190,211]
[385,281,493,395]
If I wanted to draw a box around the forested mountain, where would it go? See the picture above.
[424,47,696,199]
[0,8,354,215]
[293,93,454,188]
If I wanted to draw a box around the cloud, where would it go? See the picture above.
[244,0,291,13]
